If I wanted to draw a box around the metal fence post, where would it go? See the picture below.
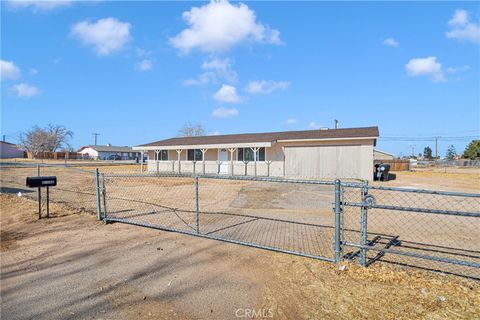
[334,179,342,264]
[94,168,102,221]
[36,163,40,176]
[195,176,199,234]
[102,173,108,224]
[359,181,369,266]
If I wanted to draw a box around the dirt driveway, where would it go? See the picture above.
[1,194,479,320]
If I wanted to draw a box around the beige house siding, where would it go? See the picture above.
[145,138,374,181]
[373,150,395,161]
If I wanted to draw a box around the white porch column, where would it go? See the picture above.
[251,147,259,177]
[155,150,160,173]
[282,146,286,177]
[201,149,208,175]
[228,148,236,176]
[140,150,146,172]
[176,149,182,173]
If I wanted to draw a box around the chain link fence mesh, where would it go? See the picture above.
[1,162,479,279]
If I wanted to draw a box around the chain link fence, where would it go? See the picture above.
[103,173,338,262]
[341,183,480,279]
[1,163,479,279]
[0,163,99,215]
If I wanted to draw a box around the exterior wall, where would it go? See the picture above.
[0,142,25,159]
[81,147,139,160]
[374,150,395,161]
[78,147,99,159]
[145,138,375,181]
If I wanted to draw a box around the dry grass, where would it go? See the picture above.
[262,255,480,319]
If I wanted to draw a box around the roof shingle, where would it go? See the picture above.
[137,126,379,147]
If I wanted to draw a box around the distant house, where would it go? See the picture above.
[134,126,379,181]
[0,141,25,159]
[77,144,141,160]
[373,149,395,161]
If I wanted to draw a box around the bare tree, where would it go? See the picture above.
[19,124,73,157]
[178,122,206,137]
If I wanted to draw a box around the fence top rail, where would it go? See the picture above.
[102,171,340,185]
[343,183,480,198]
[0,162,97,173]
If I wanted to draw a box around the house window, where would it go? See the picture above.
[187,149,203,161]
[156,150,168,161]
[237,147,265,161]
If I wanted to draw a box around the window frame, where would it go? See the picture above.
[187,149,203,161]
[237,147,265,162]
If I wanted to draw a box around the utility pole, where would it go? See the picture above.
[92,133,100,146]
[409,144,415,157]
[435,136,439,159]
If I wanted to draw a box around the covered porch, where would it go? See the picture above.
[135,142,284,177]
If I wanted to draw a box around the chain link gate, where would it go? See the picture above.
[100,173,340,262]
[96,172,480,280]
[340,183,480,279]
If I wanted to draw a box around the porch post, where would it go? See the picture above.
[251,147,259,177]
[201,149,207,175]
[140,150,145,173]
[282,146,286,178]
[155,150,160,173]
[176,149,182,173]
[228,148,236,176]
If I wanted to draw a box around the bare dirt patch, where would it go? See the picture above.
[1,193,479,319]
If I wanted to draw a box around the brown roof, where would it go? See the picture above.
[138,126,379,147]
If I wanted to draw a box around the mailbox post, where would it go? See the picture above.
[26,176,57,219]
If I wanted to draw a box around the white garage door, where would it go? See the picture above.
[285,145,362,179]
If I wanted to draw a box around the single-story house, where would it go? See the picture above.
[133,126,379,181]
[0,141,25,159]
[77,144,141,160]
[373,149,395,161]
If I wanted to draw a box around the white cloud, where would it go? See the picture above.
[1,60,21,81]
[405,57,445,82]
[29,68,38,75]
[213,84,241,103]
[383,37,399,47]
[212,107,239,118]
[446,9,480,43]
[185,57,238,86]
[447,65,470,74]
[245,80,290,95]
[13,83,40,97]
[448,9,469,27]
[71,17,132,56]
[309,121,322,130]
[135,59,153,72]
[170,0,282,54]
[6,0,73,11]
[135,47,152,58]
[286,118,297,124]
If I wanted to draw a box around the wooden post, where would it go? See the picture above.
[216,160,223,175]
[155,150,160,173]
[228,148,236,176]
[251,147,259,177]
[176,150,182,173]
[265,160,272,177]
[201,149,207,175]
[243,160,249,176]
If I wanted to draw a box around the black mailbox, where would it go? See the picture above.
[26,176,57,188]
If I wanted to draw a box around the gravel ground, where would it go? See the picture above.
[1,193,479,320]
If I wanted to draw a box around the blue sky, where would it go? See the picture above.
[1,1,479,157]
